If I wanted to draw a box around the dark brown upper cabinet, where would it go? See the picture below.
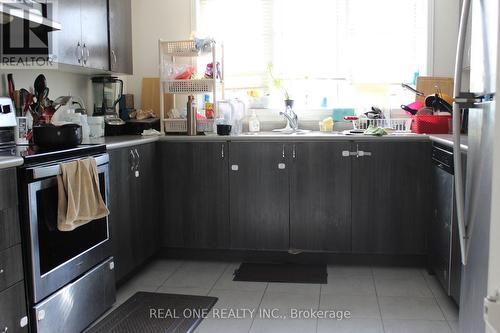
[108,0,133,74]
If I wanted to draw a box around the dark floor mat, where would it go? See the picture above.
[233,263,327,284]
[86,292,218,333]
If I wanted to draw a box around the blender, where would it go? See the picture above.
[91,76,125,135]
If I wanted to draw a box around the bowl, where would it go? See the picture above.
[217,124,232,136]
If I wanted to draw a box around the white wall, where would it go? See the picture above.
[126,0,193,109]
[431,0,461,77]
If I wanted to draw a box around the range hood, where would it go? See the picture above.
[0,1,61,31]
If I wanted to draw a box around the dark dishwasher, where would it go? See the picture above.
[430,142,462,305]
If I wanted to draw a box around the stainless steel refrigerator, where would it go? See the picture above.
[453,0,498,332]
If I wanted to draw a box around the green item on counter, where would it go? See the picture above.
[364,125,388,136]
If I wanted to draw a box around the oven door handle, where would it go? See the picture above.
[30,154,109,180]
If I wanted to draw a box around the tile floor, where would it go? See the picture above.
[109,260,459,333]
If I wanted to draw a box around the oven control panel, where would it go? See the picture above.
[0,97,17,128]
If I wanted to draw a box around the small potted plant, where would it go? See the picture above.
[268,63,293,108]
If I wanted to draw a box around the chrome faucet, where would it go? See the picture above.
[280,106,299,131]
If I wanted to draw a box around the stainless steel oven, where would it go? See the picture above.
[21,153,112,304]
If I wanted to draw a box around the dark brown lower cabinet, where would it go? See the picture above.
[109,143,158,282]
[160,142,229,249]
[0,168,27,332]
[229,142,290,250]
[351,141,431,255]
[290,142,352,252]
[0,282,28,333]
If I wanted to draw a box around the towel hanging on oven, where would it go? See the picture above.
[57,158,109,232]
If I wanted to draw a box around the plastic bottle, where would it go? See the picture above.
[248,110,260,132]
[204,94,214,119]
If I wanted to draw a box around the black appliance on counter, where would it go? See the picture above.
[125,118,161,135]
[92,76,126,136]
[15,143,116,333]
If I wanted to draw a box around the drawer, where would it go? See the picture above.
[0,245,23,292]
[0,207,21,252]
[0,168,17,211]
[0,282,28,333]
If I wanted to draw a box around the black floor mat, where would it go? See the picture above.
[86,292,218,333]
[233,263,327,284]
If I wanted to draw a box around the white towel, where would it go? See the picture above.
[57,158,109,232]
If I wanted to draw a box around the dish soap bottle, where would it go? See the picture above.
[248,110,260,132]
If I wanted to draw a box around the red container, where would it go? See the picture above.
[412,115,452,134]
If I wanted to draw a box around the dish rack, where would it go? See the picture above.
[159,39,224,134]
[353,118,412,132]
[164,119,215,133]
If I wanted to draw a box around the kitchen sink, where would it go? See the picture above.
[239,130,345,136]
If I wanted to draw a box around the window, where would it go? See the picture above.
[197,0,430,111]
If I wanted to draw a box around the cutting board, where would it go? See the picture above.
[141,77,173,118]
[416,76,454,102]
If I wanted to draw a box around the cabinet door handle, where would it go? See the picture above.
[111,50,117,64]
[129,150,136,172]
[342,150,358,157]
[76,42,82,63]
[134,149,140,177]
[358,150,372,157]
[292,145,296,159]
[0,268,4,274]
[20,316,28,328]
[221,144,225,158]
[82,43,90,65]
[282,145,286,158]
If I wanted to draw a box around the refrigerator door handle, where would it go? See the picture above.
[453,0,472,266]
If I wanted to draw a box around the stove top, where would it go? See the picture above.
[0,144,107,166]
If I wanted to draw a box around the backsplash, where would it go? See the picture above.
[0,70,93,111]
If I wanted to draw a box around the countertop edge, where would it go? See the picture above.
[94,136,160,150]
[429,135,468,152]
[0,156,24,170]
[158,134,431,142]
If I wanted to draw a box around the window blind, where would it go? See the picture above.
[198,0,428,89]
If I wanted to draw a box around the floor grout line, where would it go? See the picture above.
[248,281,269,333]
[207,262,230,296]
[155,260,186,292]
[315,283,323,333]
[371,265,387,333]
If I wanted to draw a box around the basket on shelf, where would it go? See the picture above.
[163,119,215,133]
[161,40,200,57]
[411,115,452,134]
[353,118,412,132]
[163,79,214,94]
